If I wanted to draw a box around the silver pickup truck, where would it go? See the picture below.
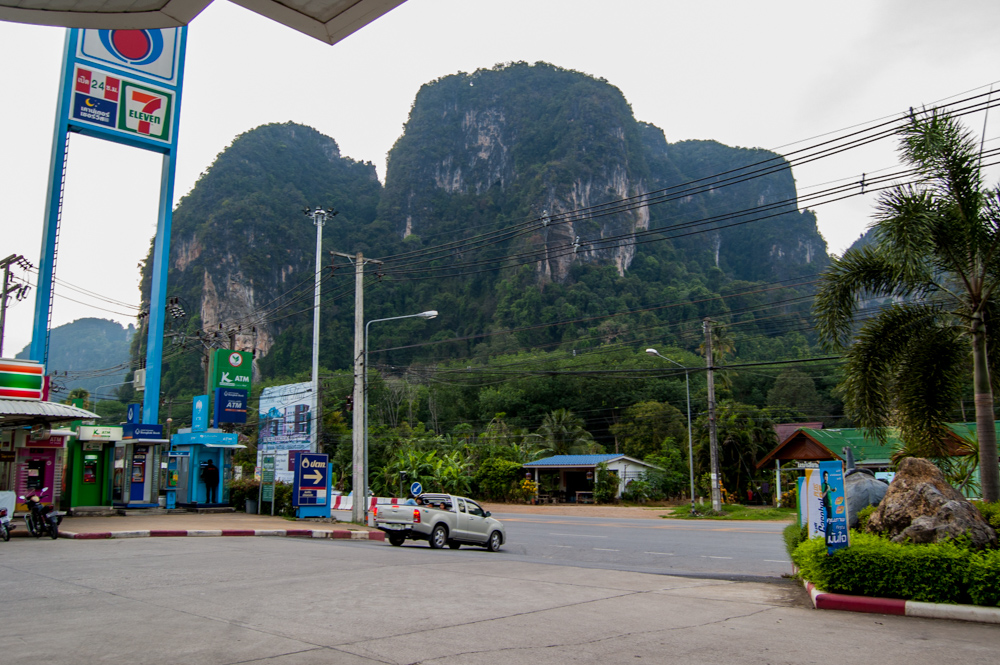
[373,493,506,551]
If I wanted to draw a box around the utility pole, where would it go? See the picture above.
[704,317,722,512]
[331,250,382,524]
[0,254,31,357]
[305,207,337,454]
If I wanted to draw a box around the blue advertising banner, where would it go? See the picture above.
[294,453,329,507]
[192,395,208,433]
[126,403,142,424]
[214,388,248,424]
[818,460,849,554]
[123,423,164,439]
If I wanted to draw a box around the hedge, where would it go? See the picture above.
[792,531,1000,606]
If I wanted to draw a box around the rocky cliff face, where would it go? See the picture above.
[380,62,827,284]
[380,63,656,281]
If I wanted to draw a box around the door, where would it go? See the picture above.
[463,499,491,543]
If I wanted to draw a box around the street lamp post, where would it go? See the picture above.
[362,310,437,522]
[646,348,696,511]
[305,207,337,454]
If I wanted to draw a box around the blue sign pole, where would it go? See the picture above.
[29,31,75,364]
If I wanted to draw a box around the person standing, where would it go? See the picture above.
[201,460,220,504]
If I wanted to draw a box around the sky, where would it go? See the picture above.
[2,0,1000,359]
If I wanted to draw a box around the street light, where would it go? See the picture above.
[362,310,437,521]
[646,348,696,511]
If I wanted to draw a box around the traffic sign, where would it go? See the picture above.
[410,482,422,497]
[294,453,329,507]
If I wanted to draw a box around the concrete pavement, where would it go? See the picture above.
[1,536,996,665]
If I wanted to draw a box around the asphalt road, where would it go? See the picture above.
[348,510,792,579]
[2,536,996,665]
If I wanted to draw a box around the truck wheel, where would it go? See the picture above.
[448,541,461,549]
[429,524,448,549]
[388,533,406,547]
[487,531,502,552]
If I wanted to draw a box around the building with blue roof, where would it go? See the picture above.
[524,454,662,502]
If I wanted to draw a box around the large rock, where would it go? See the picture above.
[866,458,997,549]
[844,468,888,528]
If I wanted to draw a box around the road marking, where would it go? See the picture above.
[504,518,782,534]
[593,548,619,552]
[644,552,675,556]
[552,545,573,548]
[700,555,733,559]
[549,533,608,538]
[764,559,788,563]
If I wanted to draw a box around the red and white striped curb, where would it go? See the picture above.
[803,580,1000,624]
[60,529,385,541]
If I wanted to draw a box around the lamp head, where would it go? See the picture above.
[417,310,438,319]
[645,348,659,356]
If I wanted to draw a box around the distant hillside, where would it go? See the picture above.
[17,318,133,399]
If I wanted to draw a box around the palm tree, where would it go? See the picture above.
[533,408,599,456]
[814,110,1000,502]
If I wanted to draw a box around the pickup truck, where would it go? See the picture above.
[373,493,506,551]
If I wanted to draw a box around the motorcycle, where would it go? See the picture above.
[19,487,61,540]
[0,506,13,542]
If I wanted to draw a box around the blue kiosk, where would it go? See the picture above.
[170,396,243,507]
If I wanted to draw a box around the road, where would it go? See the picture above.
[338,509,792,579]
[2,536,996,665]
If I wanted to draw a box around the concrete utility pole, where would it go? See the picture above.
[0,254,31,357]
[704,317,722,512]
[306,207,337,454]
[331,250,382,524]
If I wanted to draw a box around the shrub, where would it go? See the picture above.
[783,522,807,558]
[791,531,1000,606]
[621,478,653,503]
[857,504,876,531]
[473,458,524,501]
[779,487,797,509]
[974,501,1000,531]
[594,462,618,504]
[228,478,260,510]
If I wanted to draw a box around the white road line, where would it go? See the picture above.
[552,545,573,548]
[764,559,788,563]
[700,555,733,559]
[593,548,620,552]
[549,533,608,538]
[644,552,675,556]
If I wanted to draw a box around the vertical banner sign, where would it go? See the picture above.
[261,456,275,502]
[818,460,849,554]
[803,468,825,540]
[294,453,329,507]
[192,395,208,433]
[31,28,187,429]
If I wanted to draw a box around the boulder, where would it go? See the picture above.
[844,468,888,528]
[866,457,997,549]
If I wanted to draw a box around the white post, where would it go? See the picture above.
[775,459,782,506]
[308,208,326,455]
[351,253,365,524]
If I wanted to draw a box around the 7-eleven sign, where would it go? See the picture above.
[119,81,172,142]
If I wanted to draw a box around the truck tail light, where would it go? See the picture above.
[373,506,378,519]
[414,509,421,524]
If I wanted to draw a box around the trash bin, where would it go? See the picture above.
[245,498,258,514]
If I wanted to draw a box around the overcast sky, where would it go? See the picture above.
[2,0,1000,358]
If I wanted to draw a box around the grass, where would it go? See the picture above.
[665,502,797,521]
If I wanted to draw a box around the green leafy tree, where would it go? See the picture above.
[766,369,827,416]
[814,110,1000,502]
[532,408,599,456]
[610,401,687,459]
[593,461,619,503]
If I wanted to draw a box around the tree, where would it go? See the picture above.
[609,401,687,460]
[766,369,826,416]
[532,408,599,456]
[814,110,1000,502]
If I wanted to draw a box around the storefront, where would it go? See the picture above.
[0,427,72,512]
[116,424,169,508]
[67,425,122,509]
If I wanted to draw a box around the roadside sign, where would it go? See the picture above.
[294,453,329,507]
[261,455,275,502]
[818,460,849,554]
[213,387,248,424]
[410,482,422,497]
[0,359,45,400]
[210,350,252,391]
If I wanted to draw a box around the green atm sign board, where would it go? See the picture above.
[210,350,252,391]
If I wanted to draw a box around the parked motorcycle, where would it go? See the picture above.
[19,488,61,539]
[0,506,13,541]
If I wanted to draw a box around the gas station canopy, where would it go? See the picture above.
[0,0,406,45]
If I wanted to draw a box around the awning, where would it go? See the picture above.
[0,0,407,46]
[0,398,100,428]
[205,443,247,449]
